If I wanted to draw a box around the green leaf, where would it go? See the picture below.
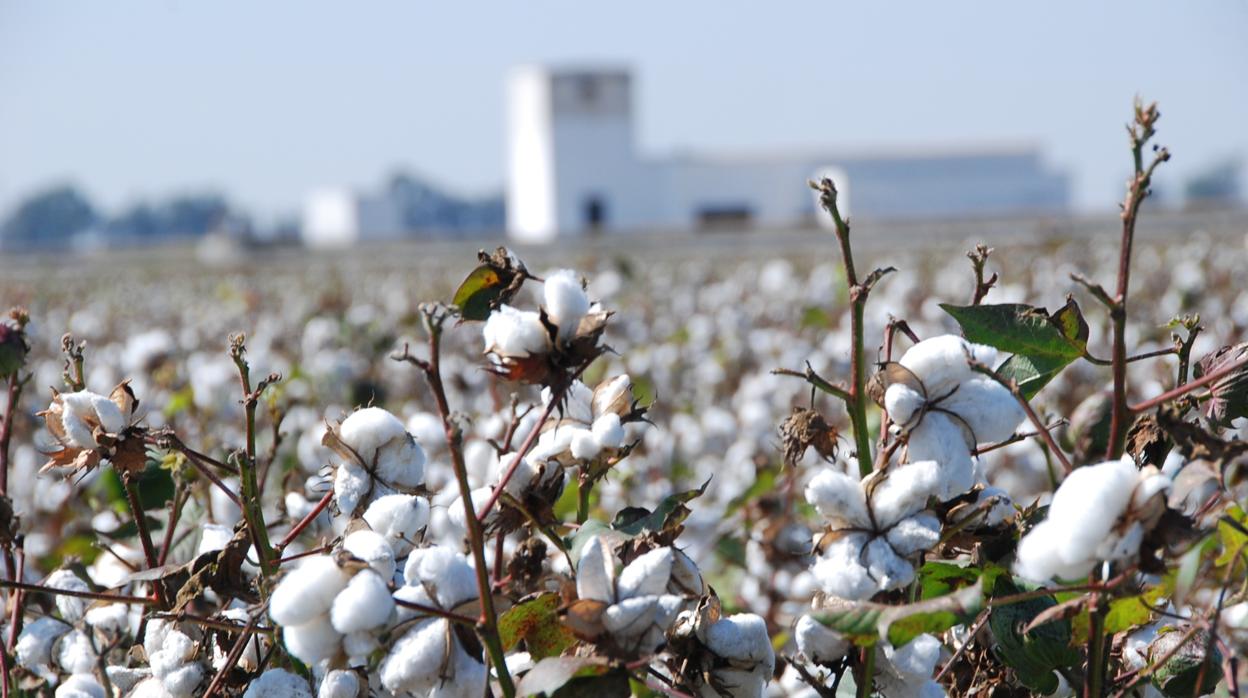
[813,579,983,647]
[943,298,1089,397]
[1216,505,1248,567]
[451,264,512,321]
[1104,580,1171,634]
[610,478,710,537]
[989,581,1079,694]
[498,592,576,660]
[940,300,1087,360]
[918,561,1007,600]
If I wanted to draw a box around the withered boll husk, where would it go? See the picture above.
[779,407,838,467]
[1126,414,1170,468]
[506,536,548,596]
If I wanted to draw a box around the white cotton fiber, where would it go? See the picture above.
[16,617,70,669]
[885,634,942,680]
[898,335,991,395]
[905,413,976,500]
[403,547,478,609]
[55,673,106,698]
[869,461,941,527]
[940,378,1025,443]
[197,523,233,556]
[342,529,396,579]
[269,555,350,627]
[282,614,342,665]
[602,596,660,638]
[337,407,408,464]
[669,548,705,596]
[330,570,395,633]
[45,569,91,622]
[591,413,625,450]
[865,537,916,591]
[592,374,632,417]
[375,435,426,489]
[483,305,551,357]
[805,470,869,528]
[379,618,448,695]
[319,670,361,698]
[885,513,942,556]
[576,536,616,604]
[704,613,774,666]
[55,629,96,674]
[363,494,429,556]
[333,460,375,517]
[160,663,204,697]
[543,270,591,339]
[885,384,926,428]
[812,534,877,601]
[242,668,313,698]
[617,547,672,600]
[795,614,849,665]
[570,428,603,461]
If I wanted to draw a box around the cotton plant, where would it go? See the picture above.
[570,535,706,656]
[1014,456,1170,582]
[879,334,1026,499]
[324,406,431,528]
[804,460,944,600]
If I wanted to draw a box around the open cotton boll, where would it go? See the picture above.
[593,374,633,418]
[105,665,150,695]
[704,613,774,667]
[283,614,342,665]
[669,548,705,596]
[342,530,396,579]
[337,407,408,462]
[127,678,168,698]
[333,460,383,517]
[603,596,661,638]
[243,669,313,698]
[795,615,849,665]
[362,494,429,556]
[160,663,205,697]
[45,569,91,622]
[939,378,1025,443]
[373,435,426,490]
[885,513,942,556]
[56,630,97,674]
[319,670,362,698]
[570,428,602,461]
[592,413,626,450]
[884,384,926,429]
[904,412,977,500]
[886,634,942,679]
[576,536,616,603]
[544,381,596,425]
[483,305,551,357]
[379,619,451,694]
[55,673,105,698]
[543,269,591,338]
[15,616,69,668]
[330,570,396,633]
[898,335,992,394]
[403,547,479,609]
[269,555,350,626]
[869,461,942,527]
[805,470,870,528]
[812,534,878,601]
[618,547,673,599]
[865,537,918,590]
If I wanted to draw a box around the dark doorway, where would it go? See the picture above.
[583,195,607,233]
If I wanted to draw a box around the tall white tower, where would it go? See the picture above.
[506,66,643,242]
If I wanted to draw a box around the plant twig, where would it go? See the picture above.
[1129,352,1248,413]
[772,363,852,403]
[228,334,278,579]
[0,579,157,605]
[967,244,998,305]
[203,606,262,698]
[275,489,333,554]
[392,307,515,698]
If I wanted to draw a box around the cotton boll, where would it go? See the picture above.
[374,435,426,490]
[45,569,91,622]
[870,460,942,526]
[362,494,430,556]
[197,523,234,556]
[243,669,313,698]
[342,530,396,579]
[543,270,591,339]
[885,513,941,556]
[570,428,602,461]
[884,634,942,680]
[269,556,350,627]
[669,548,705,596]
[483,305,551,357]
[898,335,989,395]
[546,381,596,425]
[805,470,870,528]
[330,570,396,633]
[55,674,105,698]
[885,384,926,429]
[83,603,130,634]
[319,670,362,698]
[380,619,449,694]
[593,374,633,418]
[15,617,70,669]
[603,596,661,640]
[282,614,342,665]
[1014,520,1098,582]
[812,534,877,601]
[337,407,408,463]
[576,536,616,603]
[795,615,848,665]
[618,547,673,600]
[127,678,167,698]
[704,613,774,667]
[865,537,916,591]
[591,413,625,450]
[343,631,380,664]
[161,663,205,697]
[403,547,478,609]
[55,630,96,675]
[939,378,1025,443]
[905,413,976,500]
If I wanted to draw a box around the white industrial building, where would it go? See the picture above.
[301,187,403,249]
[506,65,1070,243]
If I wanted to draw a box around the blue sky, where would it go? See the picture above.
[2,1,1245,222]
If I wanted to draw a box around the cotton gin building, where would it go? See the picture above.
[505,65,1070,243]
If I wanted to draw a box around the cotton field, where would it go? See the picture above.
[1,179,1248,697]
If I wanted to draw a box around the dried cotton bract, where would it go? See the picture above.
[1014,457,1170,582]
[881,335,1025,499]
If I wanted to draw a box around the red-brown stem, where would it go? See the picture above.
[275,489,333,553]
[150,611,274,635]
[5,539,23,653]
[0,579,157,605]
[203,608,261,698]
[153,437,243,507]
[0,374,20,497]
[276,544,332,565]
[475,393,562,524]
[393,597,479,626]
[157,485,187,567]
[1129,353,1248,414]
[121,472,168,609]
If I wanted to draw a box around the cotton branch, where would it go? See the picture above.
[967,244,998,305]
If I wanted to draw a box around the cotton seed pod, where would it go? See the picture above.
[592,374,634,419]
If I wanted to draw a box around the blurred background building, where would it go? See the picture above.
[505,66,1069,242]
